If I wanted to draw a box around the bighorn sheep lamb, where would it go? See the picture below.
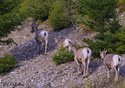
[55,37,72,51]
[31,22,48,54]
[100,49,122,81]
[71,44,92,77]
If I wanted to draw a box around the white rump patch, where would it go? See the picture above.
[63,39,72,47]
[82,48,88,59]
[40,31,48,38]
[113,55,120,67]
[63,39,72,51]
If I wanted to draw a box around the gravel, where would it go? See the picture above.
[0,19,125,88]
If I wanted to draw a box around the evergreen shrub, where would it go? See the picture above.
[52,47,74,65]
[0,54,17,74]
[83,20,125,57]
[49,0,71,30]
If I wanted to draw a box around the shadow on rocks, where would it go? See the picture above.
[10,37,56,61]
[10,28,75,61]
[120,66,125,78]
[89,60,102,75]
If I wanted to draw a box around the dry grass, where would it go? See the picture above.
[110,77,125,88]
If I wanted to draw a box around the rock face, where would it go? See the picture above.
[0,20,125,88]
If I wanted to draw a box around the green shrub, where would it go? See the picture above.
[80,0,124,58]
[83,38,107,57]
[0,54,17,74]
[83,25,125,57]
[49,0,71,30]
[0,0,22,37]
[19,0,54,21]
[118,0,125,4]
[80,0,118,32]
[52,47,74,65]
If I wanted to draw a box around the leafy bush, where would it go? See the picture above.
[49,0,71,30]
[52,47,74,65]
[0,54,17,74]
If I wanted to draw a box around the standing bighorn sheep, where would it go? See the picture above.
[55,37,72,51]
[71,44,92,77]
[31,22,48,54]
[100,49,122,81]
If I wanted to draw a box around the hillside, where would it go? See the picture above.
[0,15,125,88]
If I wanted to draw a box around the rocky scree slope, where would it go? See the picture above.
[0,20,125,88]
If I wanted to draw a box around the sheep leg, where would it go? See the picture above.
[103,62,110,79]
[40,41,43,49]
[105,66,110,79]
[36,41,40,54]
[86,58,90,77]
[117,65,120,75]
[113,67,118,81]
[68,46,71,51]
[117,65,120,80]
[82,60,86,77]
[45,40,48,54]
[74,57,81,75]
[78,65,81,75]
[77,63,82,75]
[107,68,110,79]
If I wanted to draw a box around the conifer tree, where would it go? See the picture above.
[80,0,124,56]
[80,0,118,33]
[0,0,22,38]
[49,0,71,30]
[49,0,79,30]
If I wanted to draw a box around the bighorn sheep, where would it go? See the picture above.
[99,49,122,81]
[71,44,92,77]
[55,37,72,51]
[31,22,48,54]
